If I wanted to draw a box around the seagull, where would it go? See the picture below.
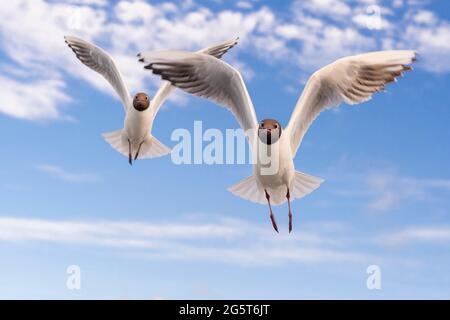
[64,35,238,165]
[138,49,416,232]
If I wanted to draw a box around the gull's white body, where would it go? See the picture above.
[124,103,153,147]
[253,133,295,204]
[139,48,416,205]
[123,85,174,152]
[65,35,238,160]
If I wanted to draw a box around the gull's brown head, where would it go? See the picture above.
[133,92,150,111]
[258,119,282,145]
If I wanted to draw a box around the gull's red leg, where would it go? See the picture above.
[265,189,279,233]
[287,189,293,233]
[128,139,132,166]
[134,140,145,160]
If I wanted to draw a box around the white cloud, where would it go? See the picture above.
[413,10,437,25]
[0,0,105,121]
[393,0,404,8]
[400,22,450,73]
[64,0,108,5]
[0,215,372,266]
[300,26,375,70]
[379,226,450,246]
[236,1,253,10]
[330,166,450,212]
[0,75,71,121]
[352,12,391,30]
[36,164,100,183]
[365,172,450,212]
[300,0,352,17]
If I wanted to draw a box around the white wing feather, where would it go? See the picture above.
[138,50,258,134]
[65,35,132,111]
[286,50,417,157]
[148,38,239,121]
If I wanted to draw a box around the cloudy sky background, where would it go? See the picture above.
[1,0,450,299]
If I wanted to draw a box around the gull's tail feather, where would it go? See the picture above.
[102,130,171,159]
[228,171,324,205]
[228,176,266,204]
[102,129,128,157]
[135,136,171,159]
[291,171,324,200]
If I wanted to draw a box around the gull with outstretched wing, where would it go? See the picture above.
[65,35,238,164]
[139,48,416,232]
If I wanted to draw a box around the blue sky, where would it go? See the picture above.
[1,0,450,299]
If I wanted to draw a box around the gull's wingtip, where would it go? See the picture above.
[64,35,77,42]
[412,50,420,63]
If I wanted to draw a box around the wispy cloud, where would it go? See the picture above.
[36,164,100,183]
[330,167,450,212]
[366,172,450,212]
[0,216,373,266]
[379,226,450,246]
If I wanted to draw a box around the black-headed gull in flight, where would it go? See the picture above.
[138,48,416,232]
[64,35,238,165]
